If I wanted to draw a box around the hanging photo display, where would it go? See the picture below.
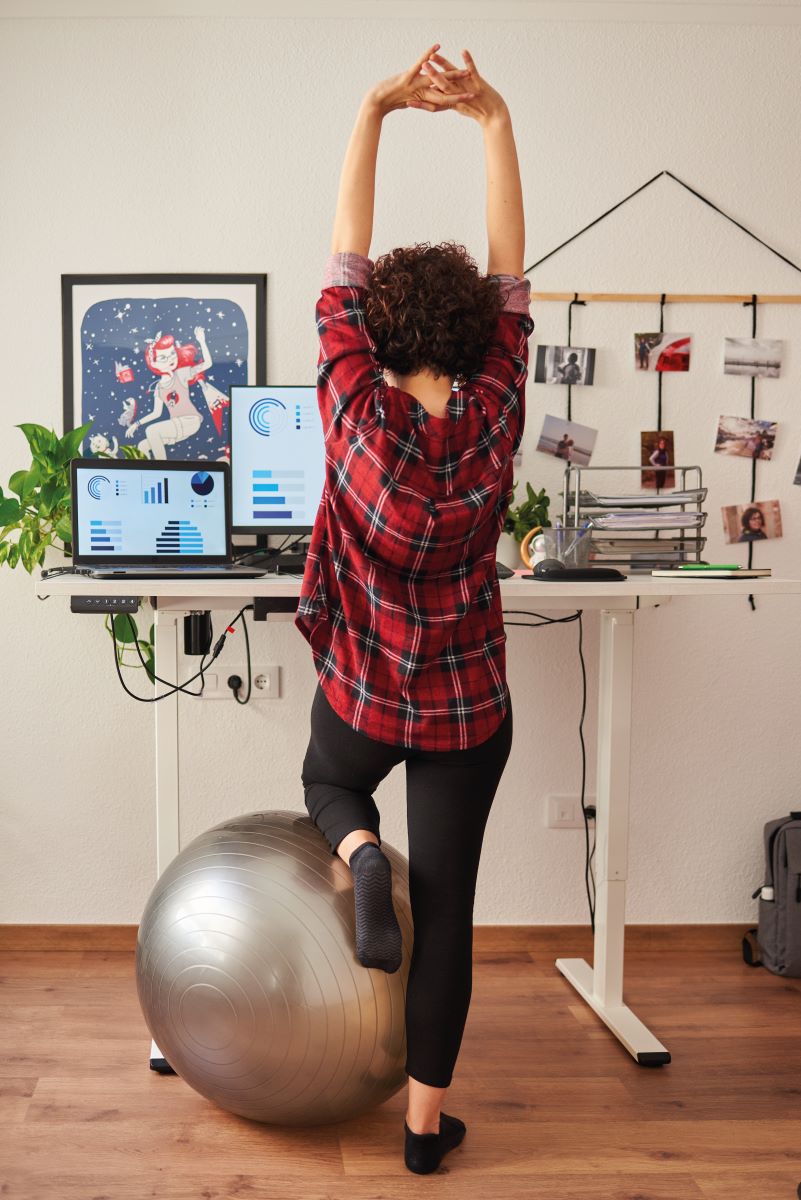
[640,430,675,489]
[534,344,596,386]
[714,415,777,461]
[723,337,783,378]
[536,413,598,466]
[721,500,782,544]
[634,332,692,372]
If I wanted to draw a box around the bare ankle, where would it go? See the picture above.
[406,1075,447,1134]
[336,829,379,866]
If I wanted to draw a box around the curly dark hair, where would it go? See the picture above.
[364,241,506,388]
[740,505,764,530]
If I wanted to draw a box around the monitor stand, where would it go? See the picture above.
[233,533,308,573]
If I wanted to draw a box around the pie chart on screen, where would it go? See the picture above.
[190,471,215,496]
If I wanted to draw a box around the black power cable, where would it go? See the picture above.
[230,607,252,704]
[110,604,254,703]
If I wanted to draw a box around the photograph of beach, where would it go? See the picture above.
[723,337,782,378]
[536,413,598,466]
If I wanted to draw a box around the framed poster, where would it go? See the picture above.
[62,273,267,462]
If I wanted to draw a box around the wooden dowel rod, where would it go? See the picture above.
[529,292,801,304]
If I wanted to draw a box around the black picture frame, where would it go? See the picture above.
[61,273,267,464]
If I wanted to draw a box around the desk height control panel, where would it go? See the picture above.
[70,596,140,614]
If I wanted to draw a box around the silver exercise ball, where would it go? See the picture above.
[135,810,412,1127]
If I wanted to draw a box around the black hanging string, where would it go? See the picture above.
[566,292,585,422]
[657,292,666,437]
[744,294,758,610]
[528,170,801,276]
[650,294,667,511]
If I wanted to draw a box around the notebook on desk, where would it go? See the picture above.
[69,459,267,578]
[651,567,772,578]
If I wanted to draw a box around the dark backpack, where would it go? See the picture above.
[742,812,801,976]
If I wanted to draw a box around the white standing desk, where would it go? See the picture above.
[36,572,801,1070]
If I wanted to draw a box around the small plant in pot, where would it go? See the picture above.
[498,480,551,569]
[0,420,155,680]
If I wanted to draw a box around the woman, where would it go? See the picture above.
[126,327,210,458]
[556,351,582,385]
[555,432,574,460]
[738,505,768,541]
[648,434,670,487]
[295,45,533,1175]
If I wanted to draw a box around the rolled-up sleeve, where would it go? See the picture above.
[468,274,534,457]
[316,252,384,443]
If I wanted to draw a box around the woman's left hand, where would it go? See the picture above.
[366,43,475,116]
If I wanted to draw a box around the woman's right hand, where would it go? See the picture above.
[416,49,508,125]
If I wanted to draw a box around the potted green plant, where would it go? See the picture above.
[0,421,155,680]
[498,480,551,568]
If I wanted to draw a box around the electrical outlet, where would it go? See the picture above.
[252,666,279,696]
[198,665,281,699]
[546,794,596,829]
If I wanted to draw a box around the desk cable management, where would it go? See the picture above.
[110,603,254,705]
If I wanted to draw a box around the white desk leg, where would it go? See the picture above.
[555,608,671,1066]
[149,606,181,1075]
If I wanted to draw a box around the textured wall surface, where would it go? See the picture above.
[1,14,800,926]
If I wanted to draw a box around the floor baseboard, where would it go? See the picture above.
[0,923,753,952]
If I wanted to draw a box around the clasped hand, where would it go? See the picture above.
[367,43,506,124]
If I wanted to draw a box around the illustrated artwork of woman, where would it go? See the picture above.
[294,45,533,1174]
[126,326,211,458]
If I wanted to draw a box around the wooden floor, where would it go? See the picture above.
[2,926,800,1199]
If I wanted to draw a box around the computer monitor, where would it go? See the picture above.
[229,385,325,535]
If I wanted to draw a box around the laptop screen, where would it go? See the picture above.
[71,459,230,564]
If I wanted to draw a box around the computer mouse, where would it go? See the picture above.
[533,558,566,578]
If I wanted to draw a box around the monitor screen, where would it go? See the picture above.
[230,385,325,533]
[71,461,229,562]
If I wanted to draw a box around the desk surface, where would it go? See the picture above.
[35,570,801,610]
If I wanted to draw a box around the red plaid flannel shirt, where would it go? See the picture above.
[294,251,534,750]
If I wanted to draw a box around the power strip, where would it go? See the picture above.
[70,595,139,613]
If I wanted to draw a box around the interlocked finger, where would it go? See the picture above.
[420,61,469,94]
[430,52,460,72]
[406,43,441,84]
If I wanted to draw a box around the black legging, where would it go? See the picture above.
[301,681,513,1088]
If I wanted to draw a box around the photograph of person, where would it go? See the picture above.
[534,344,596,386]
[536,413,598,466]
[714,415,777,461]
[640,430,675,489]
[634,332,692,372]
[724,337,783,378]
[721,500,782,544]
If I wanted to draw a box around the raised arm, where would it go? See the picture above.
[481,110,525,278]
[329,43,476,256]
[423,48,525,278]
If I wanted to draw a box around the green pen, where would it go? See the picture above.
[677,563,741,571]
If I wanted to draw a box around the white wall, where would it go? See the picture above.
[2,10,800,926]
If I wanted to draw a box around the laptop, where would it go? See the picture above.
[70,458,267,578]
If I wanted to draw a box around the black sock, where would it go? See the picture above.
[348,842,402,973]
[404,1113,467,1175]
